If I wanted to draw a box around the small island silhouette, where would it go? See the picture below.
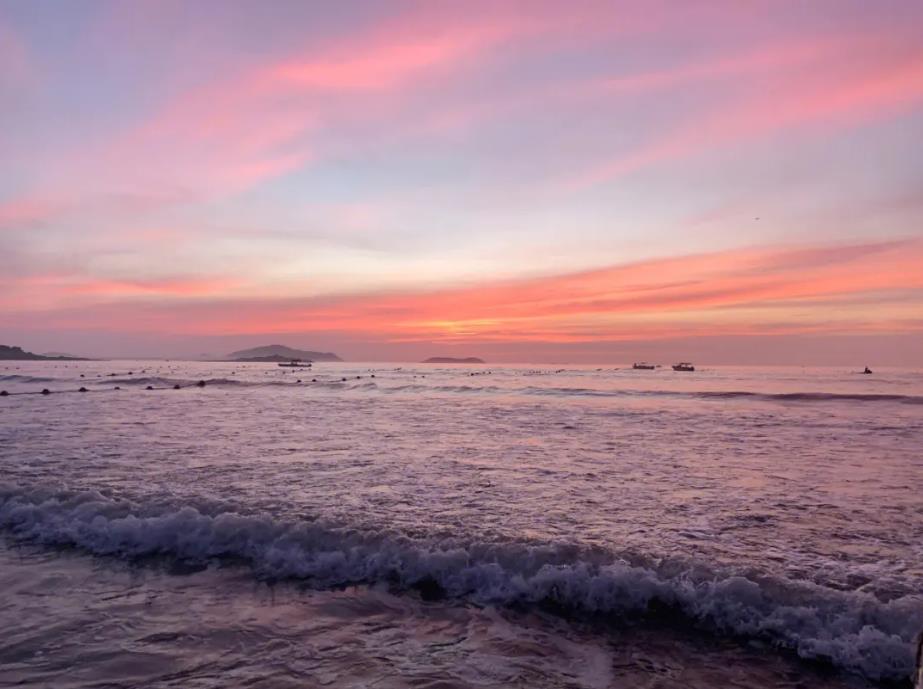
[0,345,87,360]
[227,344,342,362]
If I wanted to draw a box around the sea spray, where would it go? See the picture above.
[1,483,920,681]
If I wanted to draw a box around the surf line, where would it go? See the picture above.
[0,381,215,396]
[0,379,346,397]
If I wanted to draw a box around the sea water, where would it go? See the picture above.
[1,361,921,687]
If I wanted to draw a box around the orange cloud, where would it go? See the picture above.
[5,239,921,345]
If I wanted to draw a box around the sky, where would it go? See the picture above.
[1,0,922,363]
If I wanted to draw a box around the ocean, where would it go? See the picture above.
[1,360,921,688]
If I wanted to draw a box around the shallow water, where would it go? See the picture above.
[0,541,880,689]
[1,361,922,686]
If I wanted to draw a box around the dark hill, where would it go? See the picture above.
[228,344,341,362]
[234,355,311,363]
[422,357,486,364]
[0,345,87,360]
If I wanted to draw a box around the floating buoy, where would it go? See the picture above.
[114,386,120,390]
[0,390,7,396]
[196,380,206,387]
[342,377,347,381]
[312,378,317,382]
[79,387,88,392]
[146,385,154,390]
[173,384,181,390]
[41,389,50,395]
[80,374,85,378]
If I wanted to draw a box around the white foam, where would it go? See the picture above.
[1,484,920,681]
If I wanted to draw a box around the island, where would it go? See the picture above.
[422,357,486,364]
[0,345,87,360]
[228,344,342,362]
[234,355,312,363]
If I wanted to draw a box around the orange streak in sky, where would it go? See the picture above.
[6,239,920,344]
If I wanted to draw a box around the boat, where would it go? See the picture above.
[278,359,312,368]
[672,362,695,372]
[632,362,656,370]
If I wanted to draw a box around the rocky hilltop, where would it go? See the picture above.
[228,344,342,362]
[422,357,486,364]
[0,345,86,360]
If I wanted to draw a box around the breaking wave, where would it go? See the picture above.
[0,374,57,384]
[377,384,923,405]
[532,387,923,404]
[383,384,501,394]
[1,484,920,681]
[106,376,246,387]
[694,391,923,404]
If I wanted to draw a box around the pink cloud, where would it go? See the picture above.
[92,5,556,200]
[6,4,574,223]
[5,0,922,363]
[0,198,62,229]
[21,1,732,212]
[571,36,923,188]
[64,276,239,298]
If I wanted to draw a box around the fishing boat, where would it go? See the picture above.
[632,362,656,370]
[278,359,312,368]
[672,362,695,372]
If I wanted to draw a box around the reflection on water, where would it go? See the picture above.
[1,361,922,685]
[0,542,877,689]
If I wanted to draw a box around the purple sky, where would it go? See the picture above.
[2,1,922,363]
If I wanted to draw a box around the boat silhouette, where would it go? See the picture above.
[278,359,312,368]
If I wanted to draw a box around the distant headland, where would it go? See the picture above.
[422,357,486,364]
[227,344,342,362]
[0,345,88,361]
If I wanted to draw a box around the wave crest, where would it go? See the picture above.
[0,374,56,384]
[0,484,920,681]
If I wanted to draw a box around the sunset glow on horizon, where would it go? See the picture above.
[3,0,923,363]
